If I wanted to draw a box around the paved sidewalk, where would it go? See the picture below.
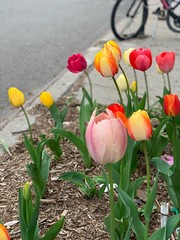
[0,10,179,155]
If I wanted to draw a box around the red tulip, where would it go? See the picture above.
[129,48,152,71]
[67,53,87,73]
[0,224,10,240]
[107,103,127,126]
[107,103,125,114]
[164,94,180,116]
[155,51,175,73]
[86,109,127,164]
[127,110,152,141]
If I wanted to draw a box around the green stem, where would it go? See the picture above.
[167,73,171,93]
[107,164,116,240]
[162,74,166,88]
[119,158,124,190]
[112,76,123,104]
[21,106,33,143]
[119,63,130,97]
[143,71,150,112]
[143,141,150,240]
[84,70,93,100]
[133,68,138,97]
[172,117,179,169]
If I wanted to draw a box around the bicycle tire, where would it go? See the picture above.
[111,0,148,40]
[166,0,180,33]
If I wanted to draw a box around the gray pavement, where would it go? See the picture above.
[0,8,180,155]
[0,0,115,123]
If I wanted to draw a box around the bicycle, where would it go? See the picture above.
[111,0,180,40]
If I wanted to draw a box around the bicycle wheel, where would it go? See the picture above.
[111,0,148,40]
[166,0,180,33]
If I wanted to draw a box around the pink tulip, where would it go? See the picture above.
[86,109,127,165]
[155,51,175,73]
[129,48,152,71]
[67,53,87,73]
[161,154,174,166]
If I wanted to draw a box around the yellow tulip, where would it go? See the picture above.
[8,87,25,107]
[127,110,152,141]
[130,81,137,93]
[116,74,129,91]
[39,91,54,108]
[123,48,135,66]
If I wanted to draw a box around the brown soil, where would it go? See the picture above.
[0,79,171,239]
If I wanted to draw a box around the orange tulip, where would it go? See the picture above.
[0,224,10,240]
[94,47,119,77]
[164,94,180,117]
[127,110,152,141]
[104,40,122,64]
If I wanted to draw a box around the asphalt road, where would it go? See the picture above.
[0,0,115,123]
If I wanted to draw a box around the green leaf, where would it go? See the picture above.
[149,214,180,240]
[40,215,65,240]
[144,173,159,221]
[127,177,146,199]
[18,189,27,240]
[148,227,165,240]
[59,171,96,197]
[170,168,180,210]
[166,214,180,238]
[151,157,172,175]
[130,89,139,111]
[82,87,93,107]
[26,151,50,198]
[52,128,91,168]
[79,92,86,141]
[118,188,145,240]
[27,199,39,240]
[43,139,62,159]
[139,92,146,110]
[24,134,38,165]
[124,218,133,240]
[0,138,11,156]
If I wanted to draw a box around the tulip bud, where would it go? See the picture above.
[67,53,87,73]
[116,74,129,91]
[161,154,174,166]
[86,109,127,164]
[23,182,31,201]
[127,110,152,141]
[40,91,54,108]
[94,48,119,77]
[0,224,10,240]
[163,94,180,117]
[129,48,152,72]
[8,87,25,107]
[123,48,135,66]
[155,52,175,73]
[130,81,137,93]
